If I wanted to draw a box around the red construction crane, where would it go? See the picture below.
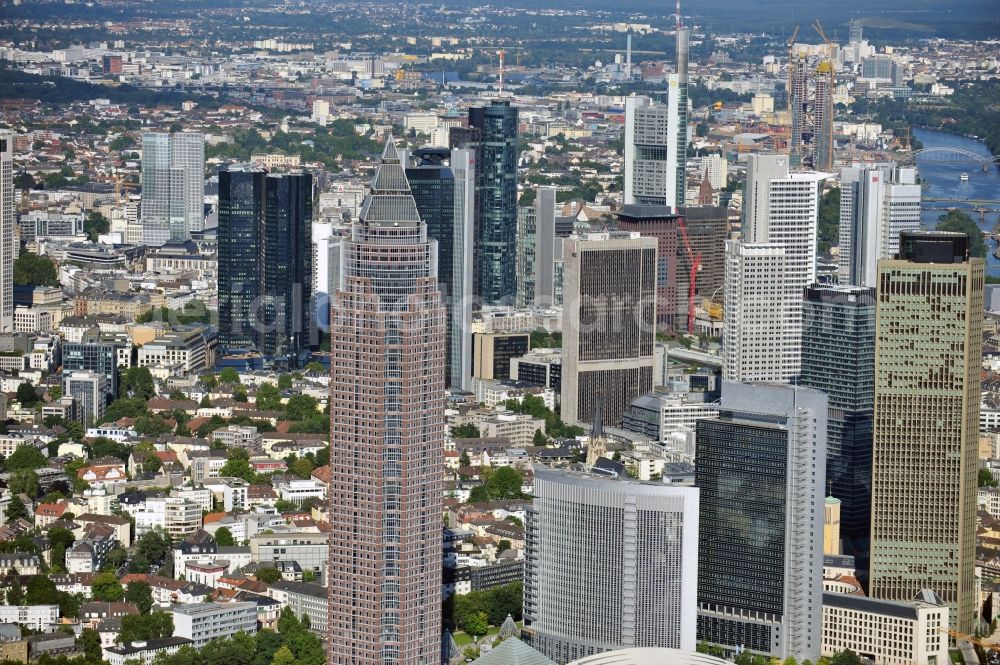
[677,216,702,334]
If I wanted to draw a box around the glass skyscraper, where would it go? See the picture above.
[405,147,474,391]
[696,382,826,662]
[451,101,519,305]
[218,165,313,368]
[800,284,875,562]
[140,132,204,246]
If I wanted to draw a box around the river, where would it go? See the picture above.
[914,128,1000,276]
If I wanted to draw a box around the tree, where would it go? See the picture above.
[220,457,256,483]
[8,469,38,497]
[305,361,324,373]
[938,210,987,257]
[271,646,295,665]
[462,610,488,637]
[451,423,480,439]
[92,571,125,602]
[532,429,547,446]
[100,397,149,424]
[302,570,316,583]
[486,467,524,500]
[288,456,314,479]
[459,450,471,467]
[497,539,511,553]
[255,567,282,583]
[219,367,241,384]
[13,252,58,287]
[16,382,39,406]
[5,571,23,606]
[24,575,60,605]
[49,527,75,570]
[125,581,153,614]
[201,374,219,389]
[277,374,292,390]
[468,485,490,503]
[830,650,863,665]
[134,528,171,567]
[233,385,249,403]
[980,468,998,488]
[5,445,47,471]
[215,527,235,547]
[255,383,283,412]
[80,628,102,661]
[119,367,156,400]
[5,495,28,521]
[84,211,110,242]
[119,611,173,643]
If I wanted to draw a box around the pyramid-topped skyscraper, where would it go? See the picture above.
[327,137,445,665]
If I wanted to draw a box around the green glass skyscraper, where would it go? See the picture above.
[451,101,519,305]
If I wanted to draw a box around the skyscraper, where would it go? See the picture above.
[616,205,680,331]
[800,284,875,560]
[217,165,313,368]
[869,231,983,635]
[259,172,313,367]
[451,101,518,305]
[523,466,699,663]
[327,139,444,665]
[64,371,107,427]
[674,13,689,206]
[560,231,656,427]
[62,338,126,405]
[405,147,475,391]
[838,164,921,287]
[721,241,790,382]
[218,165,265,351]
[738,154,827,378]
[623,92,684,211]
[140,132,204,246]
[516,186,556,308]
[0,132,13,333]
[696,382,826,662]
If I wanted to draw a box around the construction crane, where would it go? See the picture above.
[939,627,1000,651]
[677,216,702,334]
[786,25,800,115]
[812,20,836,62]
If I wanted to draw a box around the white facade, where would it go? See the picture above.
[822,593,948,665]
[0,605,59,630]
[623,91,682,211]
[140,132,205,245]
[722,241,791,382]
[838,165,921,287]
[524,466,699,664]
[0,133,13,332]
[170,602,257,647]
[740,154,827,379]
[134,497,202,539]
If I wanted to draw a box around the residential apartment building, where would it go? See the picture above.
[170,602,257,647]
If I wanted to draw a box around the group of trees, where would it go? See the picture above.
[937,210,987,258]
[137,300,214,326]
[503,393,584,439]
[817,187,841,254]
[13,251,58,287]
[467,467,526,503]
[205,121,381,169]
[446,582,523,638]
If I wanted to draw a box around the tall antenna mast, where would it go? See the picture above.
[676,0,682,30]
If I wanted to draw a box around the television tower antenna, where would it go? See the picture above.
[676,0,682,30]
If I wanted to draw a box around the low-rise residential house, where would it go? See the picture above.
[74,513,131,548]
[0,553,41,576]
[34,501,68,528]
[188,450,227,483]
[81,602,139,628]
[170,602,257,647]
[66,523,118,573]
[267,581,327,636]
[202,478,249,512]
[272,477,325,504]
[78,459,127,488]
[0,605,59,631]
[185,560,228,588]
[103,637,194,665]
[26,633,75,659]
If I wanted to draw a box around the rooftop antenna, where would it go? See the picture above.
[676,0,682,30]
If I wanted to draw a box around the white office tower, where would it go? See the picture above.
[624,81,685,211]
[838,164,920,287]
[722,241,792,382]
[311,221,342,331]
[0,133,13,333]
[140,132,205,246]
[738,154,828,379]
[524,466,699,664]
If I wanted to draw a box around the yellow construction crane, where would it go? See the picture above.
[939,627,1000,651]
